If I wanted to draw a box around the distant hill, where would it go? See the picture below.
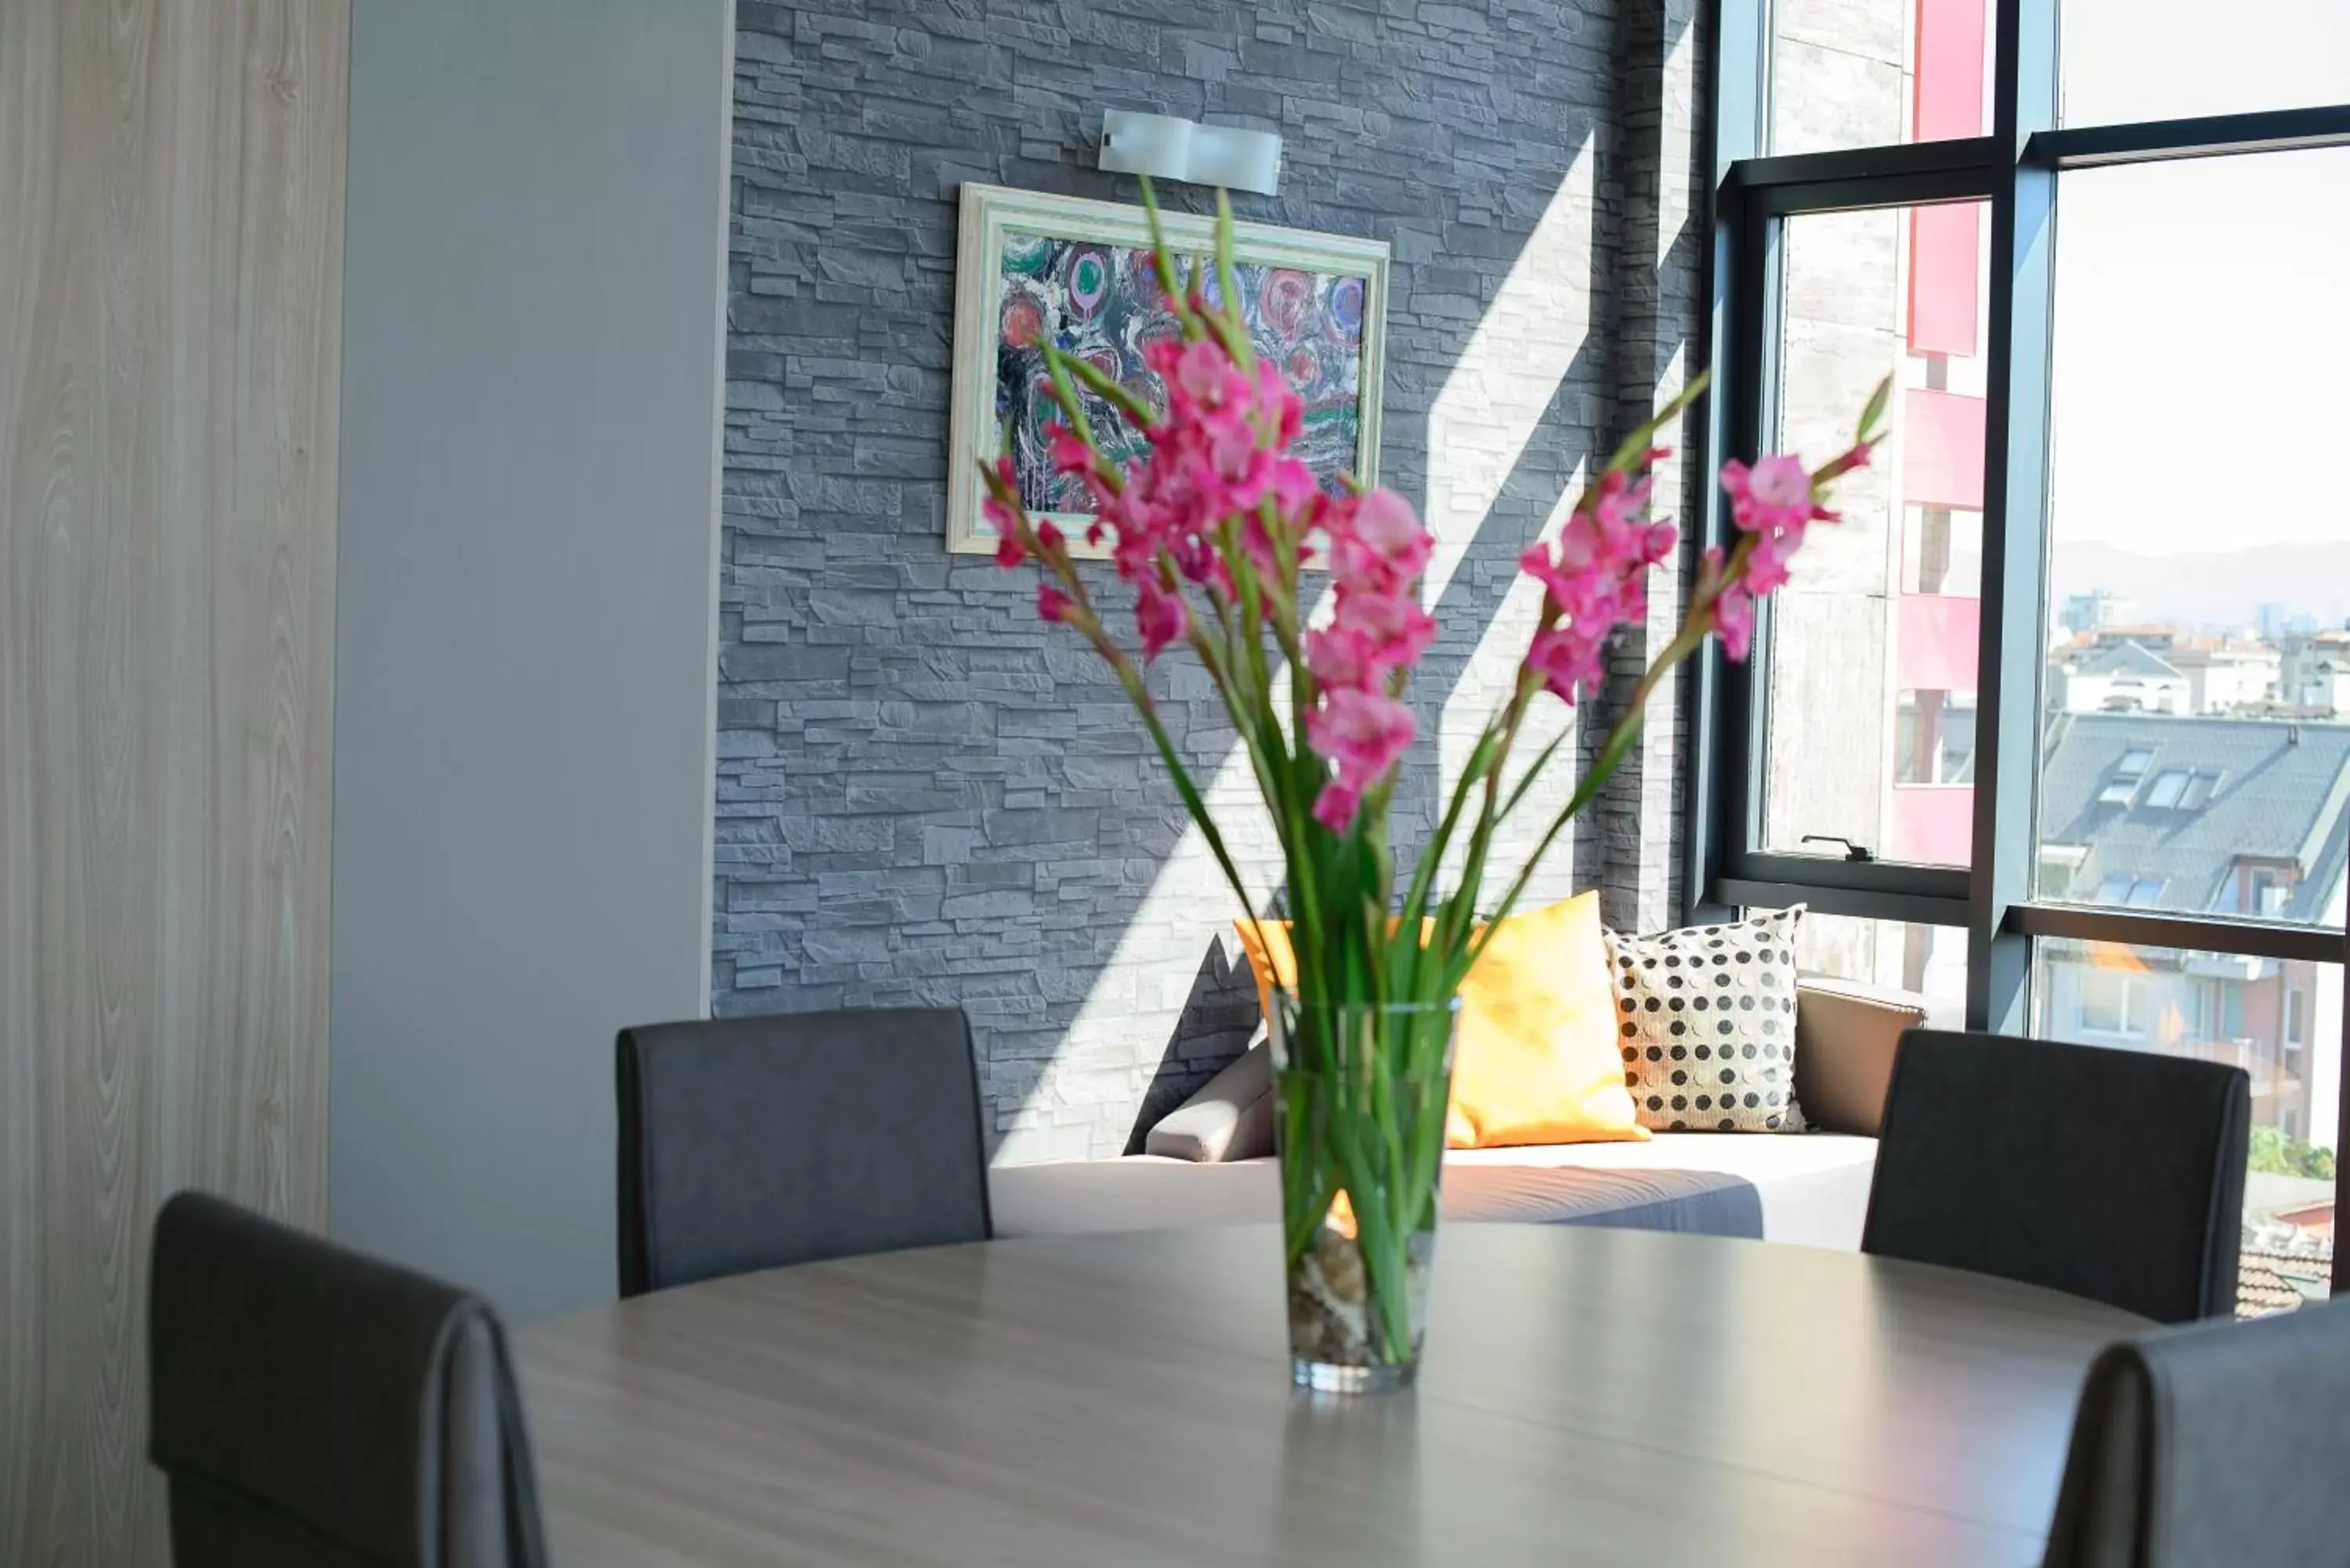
[2050,540,2350,634]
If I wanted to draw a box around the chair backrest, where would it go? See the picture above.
[2044,1299,2350,1568]
[1863,1030,2250,1324]
[616,1006,992,1297]
[148,1190,547,1568]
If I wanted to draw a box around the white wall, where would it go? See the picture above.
[331,0,732,1317]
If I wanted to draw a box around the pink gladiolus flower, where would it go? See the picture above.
[1525,623,1607,705]
[1270,458,1318,516]
[1305,686,1417,833]
[1135,580,1188,660]
[1353,488,1423,556]
[1338,587,1436,666]
[1036,583,1072,623]
[1307,687,1416,775]
[1516,472,1675,704]
[995,531,1026,569]
[1036,519,1065,553]
[1326,487,1434,595]
[1705,544,1757,662]
[1721,453,1818,536]
[1047,422,1094,475]
[1174,340,1236,406]
[1306,625,1379,691]
[1311,779,1363,834]
[1254,360,1304,446]
[1740,525,1801,596]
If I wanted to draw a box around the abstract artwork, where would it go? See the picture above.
[947,183,1390,555]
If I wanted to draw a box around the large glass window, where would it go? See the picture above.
[2060,0,2350,126]
[2037,148,2350,930]
[1760,201,1988,869]
[1714,0,2348,1302]
[1752,908,1969,1023]
[1770,0,1995,154]
[2034,944,2341,1316]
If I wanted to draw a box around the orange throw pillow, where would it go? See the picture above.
[1450,893,1645,1147]
[1231,916,1296,1028]
[1227,894,1643,1149]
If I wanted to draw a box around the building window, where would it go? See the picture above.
[2095,746,2153,806]
[2287,987,2307,1048]
[2093,874,2166,908]
[2077,968,2142,1035]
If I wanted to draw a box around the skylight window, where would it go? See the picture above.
[2143,769,2189,808]
[2095,873,2167,906]
[2098,747,2154,805]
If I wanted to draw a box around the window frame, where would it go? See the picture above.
[1693,0,2350,1292]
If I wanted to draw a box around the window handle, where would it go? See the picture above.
[1802,835,1875,863]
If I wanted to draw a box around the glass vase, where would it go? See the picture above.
[1268,992,1459,1394]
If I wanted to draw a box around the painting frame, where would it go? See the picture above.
[945,182,1391,557]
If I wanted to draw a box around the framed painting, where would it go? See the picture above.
[945,182,1390,556]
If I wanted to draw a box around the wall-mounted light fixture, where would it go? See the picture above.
[1097,110,1282,197]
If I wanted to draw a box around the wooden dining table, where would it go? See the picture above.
[514,1223,2142,1567]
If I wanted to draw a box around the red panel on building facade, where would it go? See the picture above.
[1908,203,1981,357]
[1907,0,1987,356]
[1903,387,1986,511]
[1892,784,1975,867]
[1914,0,1987,141]
[1898,590,1980,696]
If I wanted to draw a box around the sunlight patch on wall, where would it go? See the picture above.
[1421,135,1597,608]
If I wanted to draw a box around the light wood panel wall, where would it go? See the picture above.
[1,2,349,1562]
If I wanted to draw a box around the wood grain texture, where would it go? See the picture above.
[518,1225,2146,1568]
[0,2,347,1563]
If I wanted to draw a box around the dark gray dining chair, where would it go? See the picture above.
[1863,1030,2250,1324]
[616,1006,992,1297]
[2043,1298,2350,1567]
[148,1190,547,1568]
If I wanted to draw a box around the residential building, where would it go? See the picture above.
[2035,712,2347,1277]
[2049,638,2191,715]
[2063,589,2138,636]
[2168,642,2283,714]
[2280,628,2350,713]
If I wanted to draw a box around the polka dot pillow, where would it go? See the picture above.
[1606,908,1804,1133]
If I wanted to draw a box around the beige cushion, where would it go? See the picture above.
[1793,979,1925,1136]
[1142,1042,1273,1162]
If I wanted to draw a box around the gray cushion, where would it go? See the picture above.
[1144,1041,1274,1162]
[147,1190,546,1568]
[616,1007,991,1296]
[1793,978,1925,1136]
[2044,1298,2350,1568]
[1444,1163,1763,1238]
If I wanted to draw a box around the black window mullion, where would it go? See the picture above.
[2028,103,2350,168]
[1729,135,2005,191]
[1963,0,2059,1033]
[2009,905,2347,969]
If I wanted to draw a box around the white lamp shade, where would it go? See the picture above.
[1188,125,1282,197]
[1099,110,1281,197]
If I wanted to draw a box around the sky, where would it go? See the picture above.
[2047,0,2350,557]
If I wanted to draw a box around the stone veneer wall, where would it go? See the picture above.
[715,0,1710,1161]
